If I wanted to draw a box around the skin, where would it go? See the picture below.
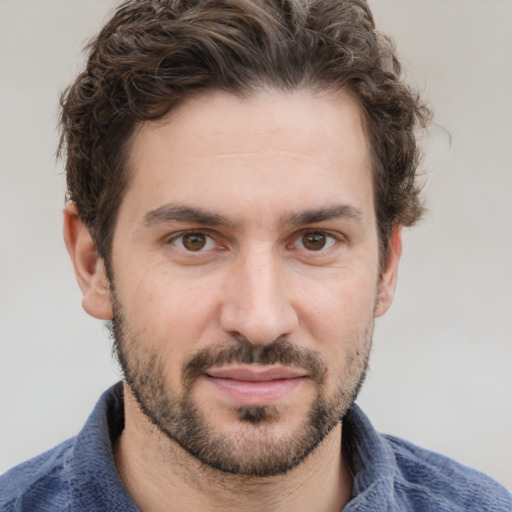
[64,88,402,512]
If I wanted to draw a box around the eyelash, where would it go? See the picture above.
[166,229,341,253]
[166,230,217,251]
[291,229,339,252]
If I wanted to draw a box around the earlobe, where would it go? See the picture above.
[63,203,113,320]
[375,225,402,318]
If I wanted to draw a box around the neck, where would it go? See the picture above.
[114,382,353,512]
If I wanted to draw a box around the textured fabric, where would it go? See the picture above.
[0,385,136,512]
[1,383,510,511]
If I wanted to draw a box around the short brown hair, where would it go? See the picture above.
[59,0,430,264]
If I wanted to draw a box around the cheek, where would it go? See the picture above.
[114,265,223,361]
[295,270,377,382]
[299,271,378,336]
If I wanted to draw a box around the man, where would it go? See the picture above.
[1,0,510,510]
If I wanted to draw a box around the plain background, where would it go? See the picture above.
[0,0,511,488]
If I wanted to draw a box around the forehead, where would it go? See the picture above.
[120,88,374,227]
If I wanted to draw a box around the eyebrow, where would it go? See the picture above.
[283,204,364,227]
[142,203,363,229]
[142,205,237,228]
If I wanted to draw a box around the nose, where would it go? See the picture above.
[219,246,299,345]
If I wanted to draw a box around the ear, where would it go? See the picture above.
[375,225,402,317]
[63,202,113,320]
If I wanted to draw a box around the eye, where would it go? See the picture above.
[297,230,337,251]
[169,231,216,252]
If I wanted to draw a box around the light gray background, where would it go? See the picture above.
[1,0,511,488]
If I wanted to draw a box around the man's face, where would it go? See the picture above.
[106,89,399,476]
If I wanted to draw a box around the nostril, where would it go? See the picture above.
[219,301,298,347]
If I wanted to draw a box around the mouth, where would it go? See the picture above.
[204,365,307,406]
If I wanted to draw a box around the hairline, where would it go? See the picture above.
[97,83,394,275]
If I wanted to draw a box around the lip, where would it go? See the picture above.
[206,365,307,381]
[204,365,307,406]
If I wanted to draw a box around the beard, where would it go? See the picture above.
[110,295,371,478]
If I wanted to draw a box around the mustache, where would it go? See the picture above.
[182,338,327,389]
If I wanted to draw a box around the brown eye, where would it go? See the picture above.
[302,232,327,251]
[181,232,208,251]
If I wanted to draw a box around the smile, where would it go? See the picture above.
[204,366,307,406]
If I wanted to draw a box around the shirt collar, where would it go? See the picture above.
[343,403,399,507]
[68,382,138,511]
[65,383,398,510]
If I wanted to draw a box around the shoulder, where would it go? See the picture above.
[384,434,512,511]
[0,438,75,512]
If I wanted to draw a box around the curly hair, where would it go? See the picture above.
[59,0,430,265]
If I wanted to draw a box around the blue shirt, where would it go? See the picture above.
[1,383,510,511]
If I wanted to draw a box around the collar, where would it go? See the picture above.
[342,404,399,508]
[66,382,397,510]
[68,383,138,511]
